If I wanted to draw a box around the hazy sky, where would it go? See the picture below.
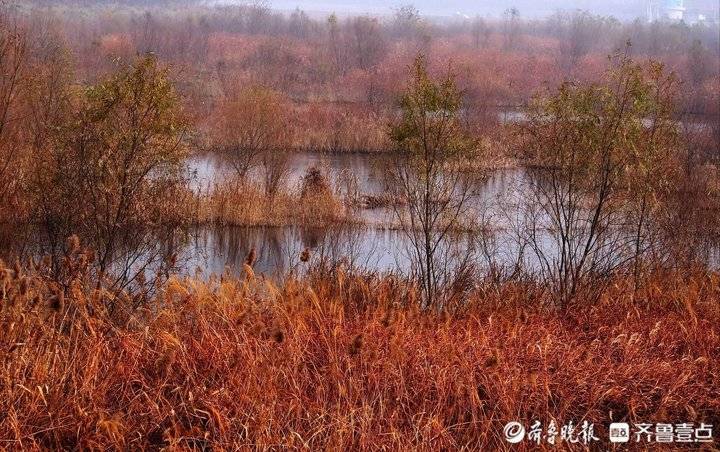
[265,0,719,20]
[268,0,650,19]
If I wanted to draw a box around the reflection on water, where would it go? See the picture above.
[188,151,388,195]
[174,225,414,279]
[8,150,714,281]
[188,151,528,227]
[181,152,543,277]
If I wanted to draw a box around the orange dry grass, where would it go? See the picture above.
[195,180,347,227]
[1,258,719,450]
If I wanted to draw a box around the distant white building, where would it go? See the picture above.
[647,0,686,22]
[684,0,720,25]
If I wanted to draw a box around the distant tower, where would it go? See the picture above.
[647,1,658,22]
[647,1,663,22]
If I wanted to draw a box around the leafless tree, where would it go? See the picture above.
[260,148,292,201]
[502,7,520,51]
[213,86,288,182]
[350,16,387,71]
[471,16,491,49]
[0,13,29,211]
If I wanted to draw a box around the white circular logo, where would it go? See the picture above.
[504,421,526,444]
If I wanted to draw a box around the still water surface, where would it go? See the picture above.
[182,152,528,278]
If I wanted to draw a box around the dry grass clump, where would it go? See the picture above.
[290,103,390,153]
[1,253,719,449]
[196,179,297,226]
[195,175,348,227]
[298,166,346,224]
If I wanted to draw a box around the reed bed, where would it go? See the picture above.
[193,179,348,228]
[1,252,719,450]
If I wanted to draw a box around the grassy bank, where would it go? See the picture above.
[1,252,718,449]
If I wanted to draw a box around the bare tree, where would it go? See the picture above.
[326,13,343,75]
[0,14,29,213]
[502,7,520,51]
[213,86,288,182]
[25,28,75,258]
[350,16,387,71]
[260,148,291,201]
[391,4,421,38]
[471,16,491,49]
[387,55,479,308]
[559,11,609,71]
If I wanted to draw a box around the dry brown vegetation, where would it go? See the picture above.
[1,247,719,449]
[194,174,348,228]
[6,2,719,157]
[1,2,719,449]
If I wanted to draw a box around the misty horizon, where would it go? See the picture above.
[245,0,718,20]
